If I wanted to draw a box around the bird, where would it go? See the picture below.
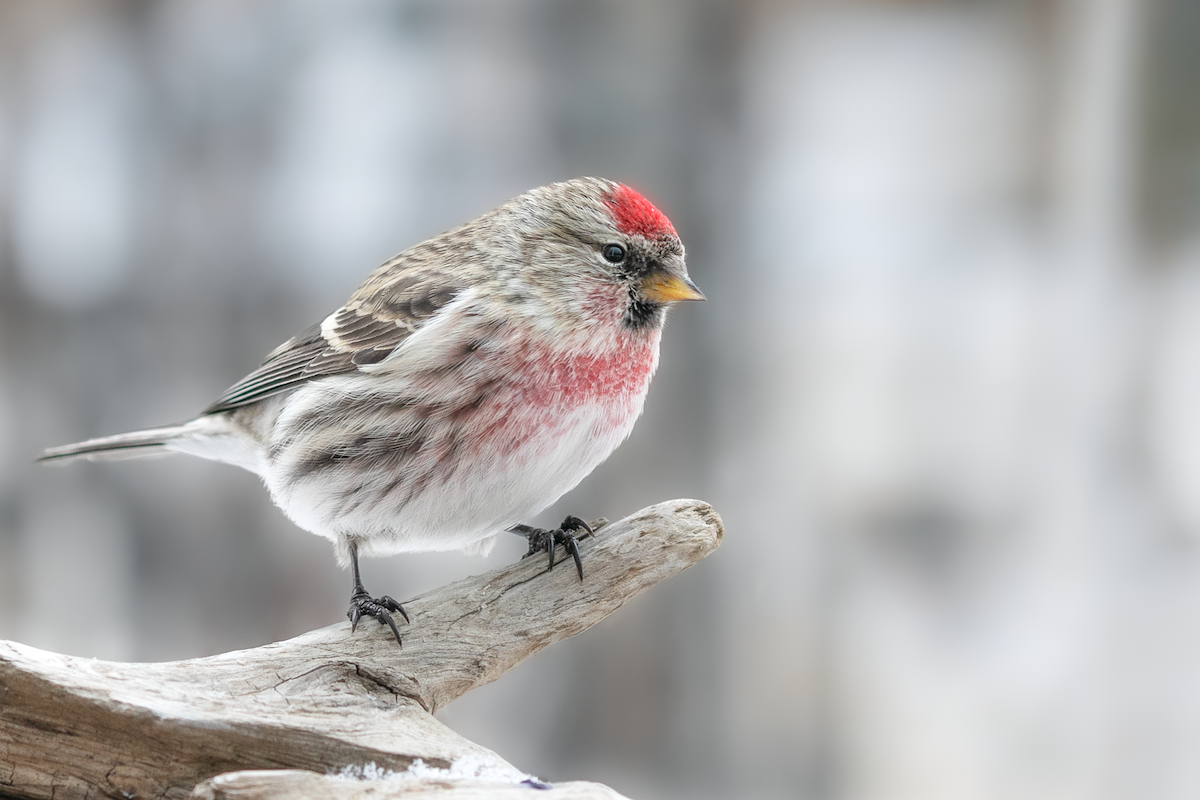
[40,177,704,644]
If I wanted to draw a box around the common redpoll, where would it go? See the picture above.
[40,177,703,643]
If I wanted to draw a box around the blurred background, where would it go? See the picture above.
[1,0,1199,798]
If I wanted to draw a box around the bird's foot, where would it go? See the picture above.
[347,587,408,645]
[509,515,594,580]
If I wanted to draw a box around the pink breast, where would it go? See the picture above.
[519,333,659,408]
[473,332,660,458]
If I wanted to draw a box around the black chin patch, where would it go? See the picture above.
[623,295,665,330]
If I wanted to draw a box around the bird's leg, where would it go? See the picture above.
[508,515,594,580]
[346,539,408,645]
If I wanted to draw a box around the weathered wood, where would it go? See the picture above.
[0,499,722,800]
[194,769,631,799]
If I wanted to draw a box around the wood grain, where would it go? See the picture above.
[0,499,722,800]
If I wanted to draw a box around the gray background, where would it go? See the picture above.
[2,1,1200,798]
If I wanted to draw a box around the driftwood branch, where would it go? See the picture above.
[0,499,722,800]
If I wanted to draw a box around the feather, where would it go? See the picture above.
[38,424,190,462]
[203,266,465,414]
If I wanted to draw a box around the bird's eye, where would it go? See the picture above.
[602,243,626,263]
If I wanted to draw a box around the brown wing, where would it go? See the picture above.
[202,265,465,414]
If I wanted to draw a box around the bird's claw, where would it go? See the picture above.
[348,589,408,645]
[511,515,594,580]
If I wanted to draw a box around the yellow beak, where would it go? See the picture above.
[640,272,706,303]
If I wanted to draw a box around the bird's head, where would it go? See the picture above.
[503,178,703,334]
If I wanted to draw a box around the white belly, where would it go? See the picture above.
[263,384,646,564]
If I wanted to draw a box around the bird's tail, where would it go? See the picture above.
[38,423,192,463]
